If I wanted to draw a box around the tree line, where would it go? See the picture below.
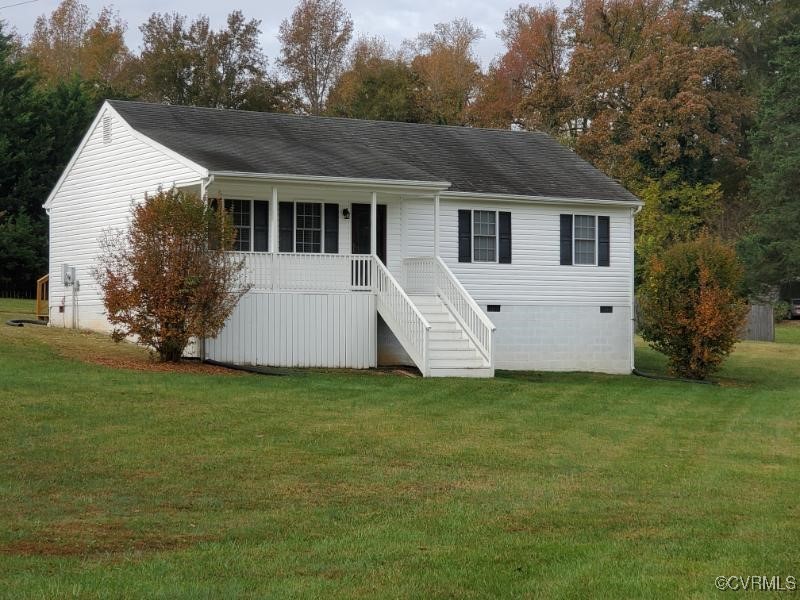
[1,0,798,301]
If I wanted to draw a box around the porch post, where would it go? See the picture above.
[270,186,278,290]
[370,191,377,256]
[270,186,278,253]
[433,193,440,258]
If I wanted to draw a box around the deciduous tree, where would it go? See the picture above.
[139,11,278,110]
[278,0,353,114]
[27,0,134,93]
[407,19,483,125]
[472,5,570,135]
[638,233,747,380]
[95,189,250,362]
[565,0,752,190]
[327,37,421,121]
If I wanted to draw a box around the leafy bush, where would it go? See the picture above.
[638,233,748,380]
[95,188,250,361]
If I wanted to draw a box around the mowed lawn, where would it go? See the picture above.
[1,299,799,599]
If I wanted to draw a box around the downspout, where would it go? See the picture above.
[630,204,643,372]
[199,175,215,362]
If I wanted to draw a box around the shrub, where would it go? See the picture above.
[638,233,748,380]
[95,188,250,362]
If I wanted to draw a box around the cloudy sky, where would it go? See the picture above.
[2,0,570,68]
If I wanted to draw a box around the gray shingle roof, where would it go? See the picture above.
[109,100,639,203]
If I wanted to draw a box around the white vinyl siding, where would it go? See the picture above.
[396,198,634,306]
[48,107,202,330]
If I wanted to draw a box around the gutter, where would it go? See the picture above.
[440,190,644,208]
[210,171,452,193]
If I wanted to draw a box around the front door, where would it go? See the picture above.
[351,203,387,264]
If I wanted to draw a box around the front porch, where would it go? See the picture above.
[198,176,495,377]
[206,252,495,377]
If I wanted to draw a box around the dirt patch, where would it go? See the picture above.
[86,356,243,375]
[1,520,211,557]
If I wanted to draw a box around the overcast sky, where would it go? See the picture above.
[2,0,571,69]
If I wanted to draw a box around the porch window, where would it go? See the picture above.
[473,210,497,262]
[295,202,322,253]
[221,199,268,252]
[574,215,596,265]
[226,199,251,252]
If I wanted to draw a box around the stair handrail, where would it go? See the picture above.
[432,256,496,367]
[373,255,431,375]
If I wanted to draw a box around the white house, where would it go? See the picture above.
[45,101,642,377]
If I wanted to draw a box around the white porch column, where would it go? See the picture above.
[370,191,377,256]
[434,193,440,258]
[270,186,278,253]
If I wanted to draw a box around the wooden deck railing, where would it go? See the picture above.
[35,274,49,322]
[234,252,373,292]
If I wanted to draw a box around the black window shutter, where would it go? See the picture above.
[560,214,573,265]
[253,200,269,252]
[498,211,511,264]
[279,202,294,252]
[598,216,610,266]
[208,198,220,250]
[458,210,472,263]
[324,203,339,253]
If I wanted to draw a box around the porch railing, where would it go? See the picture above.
[402,256,495,368]
[374,255,431,375]
[236,252,373,292]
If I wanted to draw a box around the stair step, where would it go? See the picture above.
[429,340,472,350]
[429,358,488,369]
[429,330,466,341]
[428,367,494,378]
[423,313,455,323]
[429,348,482,360]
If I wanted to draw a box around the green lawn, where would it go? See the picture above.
[1,298,799,598]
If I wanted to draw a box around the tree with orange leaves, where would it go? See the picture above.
[95,189,250,362]
[638,233,747,379]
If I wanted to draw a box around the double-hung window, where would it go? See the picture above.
[295,202,322,253]
[573,215,597,265]
[473,210,497,262]
[226,199,251,252]
[222,199,269,252]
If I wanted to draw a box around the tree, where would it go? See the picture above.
[27,0,135,93]
[698,0,800,93]
[139,11,286,110]
[278,0,353,114]
[407,18,483,125]
[638,233,748,380]
[326,37,421,121]
[0,24,97,294]
[472,5,570,135]
[0,212,46,296]
[565,0,751,190]
[95,189,250,362]
[740,31,800,291]
[635,174,724,283]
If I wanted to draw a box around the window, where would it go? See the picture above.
[473,210,497,262]
[295,202,321,253]
[226,199,251,251]
[574,215,596,265]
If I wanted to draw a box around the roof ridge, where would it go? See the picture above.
[106,99,549,136]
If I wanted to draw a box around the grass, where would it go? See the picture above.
[1,298,799,598]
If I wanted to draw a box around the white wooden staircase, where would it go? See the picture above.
[374,255,495,378]
[408,294,493,377]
